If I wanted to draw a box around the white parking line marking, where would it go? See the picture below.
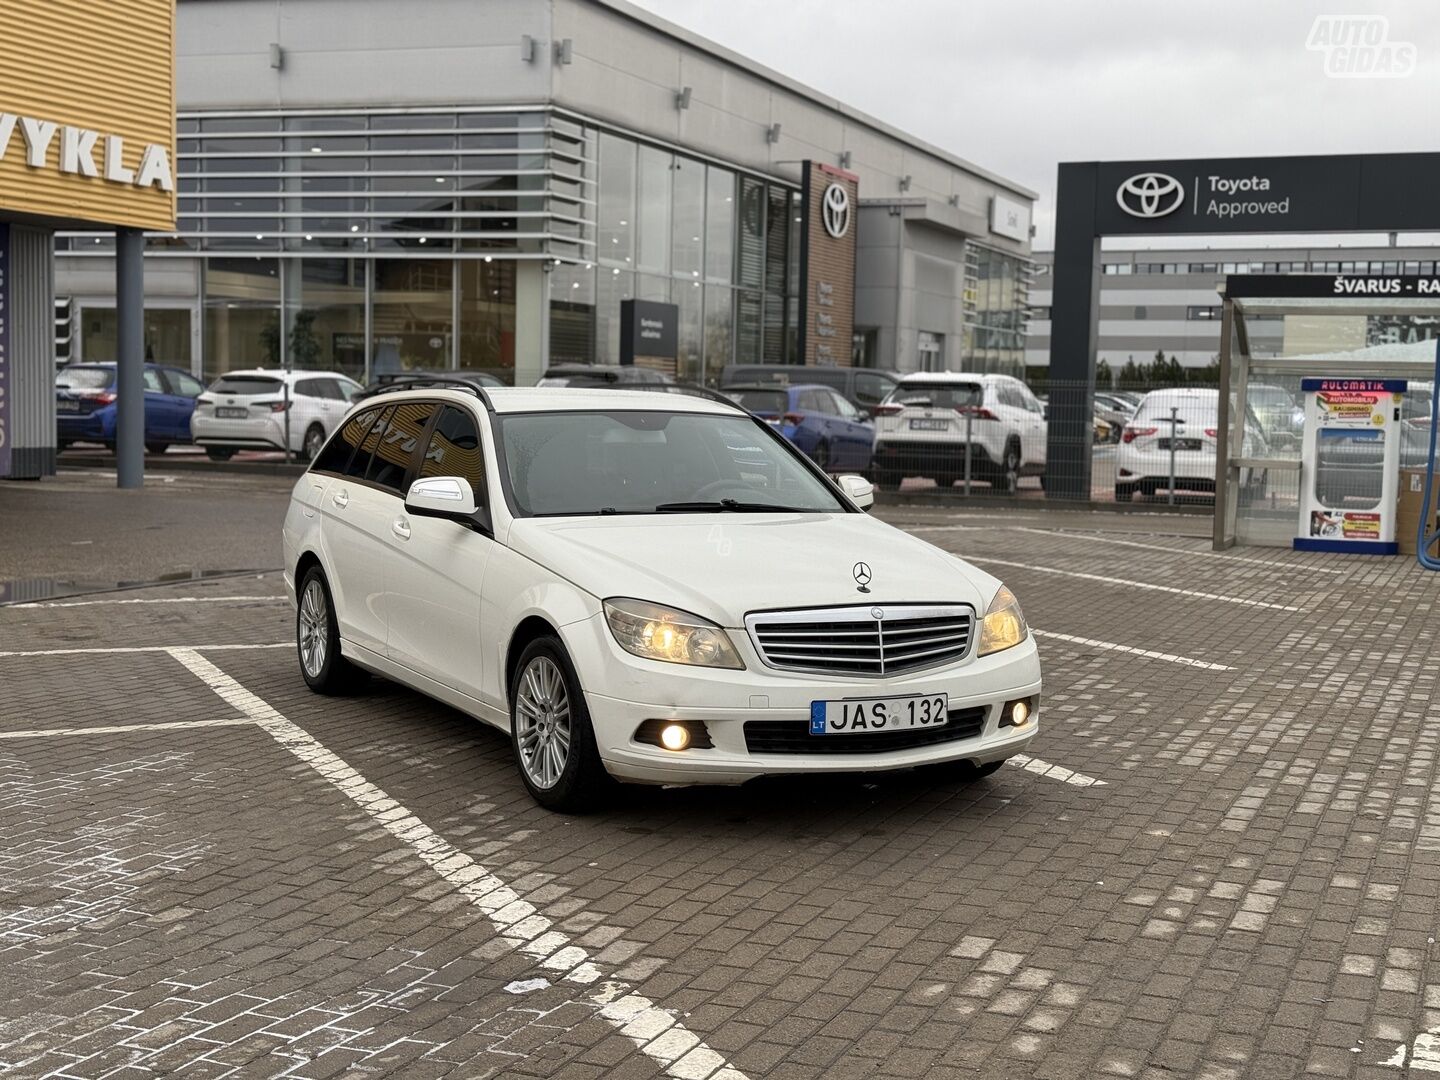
[0,717,255,739]
[1007,753,1106,787]
[166,648,748,1080]
[0,643,289,658]
[965,556,1303,611]
[12,595,287,609]
[1032,629,1236,672]
[910,524,1344,574]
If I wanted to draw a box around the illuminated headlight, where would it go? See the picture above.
[603,598,745,669]
[977,585,1028,657]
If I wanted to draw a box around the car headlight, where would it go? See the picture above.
[603,598,745,669]
[977,585,1028,657]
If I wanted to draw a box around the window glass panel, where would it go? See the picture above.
[595,269,635,366]
[420,405,486,496]
[203,258,281,380]
[671,278,703,384]
[459,259,516,380]
[171,372,206,398]
[367,401,434,492]
[671,157,704,283]
[143,369,164,393]
[636,146,671,274]
[343,405,391,480]
[765,185,788,296]
[312,407,375,475]
[737,177,765,289]
[705,168,735,284]
[551,264,596,365]
[294,259,368,382]
[598,133,636,268]
[703,285,733,382]
[293,379,323,398]
[373,260,453,373]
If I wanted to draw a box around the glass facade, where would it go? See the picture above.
[58,107,800,385]
[962,242,1031,376]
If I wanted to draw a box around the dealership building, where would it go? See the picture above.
[49,0,1036,396]
[1025,243,1440,373]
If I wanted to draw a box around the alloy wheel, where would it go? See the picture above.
[299,579,329,678]
[515,656,572,789]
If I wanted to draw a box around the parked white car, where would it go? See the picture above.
[1116,387,1266,501]
[872,372,1047,493]
[282,386,1042,811]
[192,369,363,461]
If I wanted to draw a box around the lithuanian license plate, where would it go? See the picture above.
[57,399,81,412]
[909,418,949,431]
[216,407,248,418]
[810,693,948,735]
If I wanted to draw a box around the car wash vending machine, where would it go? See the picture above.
[1295,378,1406,554]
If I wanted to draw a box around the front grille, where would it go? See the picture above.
[744,706,987,755]
[745,604,975,676]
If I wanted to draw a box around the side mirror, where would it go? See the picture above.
[837,473,875,511]
[405,476,478,520]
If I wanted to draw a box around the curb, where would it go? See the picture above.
[873,491,1214,516]
[60,455,308,478]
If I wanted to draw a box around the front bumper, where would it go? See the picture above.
[565,612,1042,786]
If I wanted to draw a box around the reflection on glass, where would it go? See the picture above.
[294,259,368,380]
[81,309,192,367]
[636,146,671,274]
[204,258,281,379]
[671,157,704,283]
[598,133,636,268]
[373,260,453,372]
[459,259,516,380]
[705,167,735,284]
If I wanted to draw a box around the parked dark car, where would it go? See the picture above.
[723,383,875,472]
[356,370,504,399]
[55,362,206,453]
[719,364,901,417]
[536,364,676,388]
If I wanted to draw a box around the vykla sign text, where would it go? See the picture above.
[0,113,173,193]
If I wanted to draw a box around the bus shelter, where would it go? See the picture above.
[1215,274,1439,551]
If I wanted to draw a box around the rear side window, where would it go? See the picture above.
[292,379,324,399]
[314,406,383,477]
[799,389,830,413]
[211,376,283,396]
[853,373,895,406]
[143,369,165,393]
[367,401,435,493]
[169,371,206,398]
[419,405,486,498]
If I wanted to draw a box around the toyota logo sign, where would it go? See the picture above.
[822,183,851,238]
[1116,173,1184,219]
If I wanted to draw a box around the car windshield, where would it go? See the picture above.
[888,383,982,409]
[56,367,113,390]
[724,389,788,414]
[499,410,847,516]
[210,376,283,396]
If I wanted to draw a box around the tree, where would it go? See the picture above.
[1119,360,1142,389]
[1095,359,1114,390]
[289,310,323,369]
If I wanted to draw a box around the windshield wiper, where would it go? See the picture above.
[653,499,817,513]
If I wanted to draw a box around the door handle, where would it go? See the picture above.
[392,517,411,541]
[332,489,349,509]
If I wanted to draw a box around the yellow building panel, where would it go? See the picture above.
[0,0,176,231]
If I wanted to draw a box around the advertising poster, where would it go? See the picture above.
[1295,378,1406,554]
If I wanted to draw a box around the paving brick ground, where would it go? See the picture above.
[2,491,1439,1079]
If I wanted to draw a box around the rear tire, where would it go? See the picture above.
[994,441,1021,495]
[300,423,325,464]
[873,469,902,491]
[1114,482,1135,502]
[145,442,170,455]
[205,447,236,462]
[296,567,368,695]
[510,637,616,813]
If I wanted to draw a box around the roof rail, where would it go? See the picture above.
[661,382,748,413]
[364,375,496,412]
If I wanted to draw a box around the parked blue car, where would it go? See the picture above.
[723,383,876,472]
[56,362,208,453]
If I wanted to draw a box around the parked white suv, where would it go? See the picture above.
[872,373,1047,493]
[1116,387,1266,501]
[192,369,363,461]
[282,386,1042,811]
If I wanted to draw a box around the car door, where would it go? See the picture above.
[319,404,403,656]
[385,402,493,700]
[288,378,326,451]
[165,369,207,443]
[140,367,173,440]
[824,389,872,470]
[1015,382,1049,467]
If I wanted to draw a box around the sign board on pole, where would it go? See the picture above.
[619,299,679,375]
[1295,377,1406,554]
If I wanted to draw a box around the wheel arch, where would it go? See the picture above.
[505,615,563,701]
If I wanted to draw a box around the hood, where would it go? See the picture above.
[506,512,1000,627]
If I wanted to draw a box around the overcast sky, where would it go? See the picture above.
[632,0,1440,251]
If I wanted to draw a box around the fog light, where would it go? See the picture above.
[1000,697,1037,729]
[659,723,691,751]
[1011,701,1030,727]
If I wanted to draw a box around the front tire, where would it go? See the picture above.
[206,447,235,462]
[145,441,170,455]
[1114,482,1135,502]
[296,567,368,695]
[510,638,615,812]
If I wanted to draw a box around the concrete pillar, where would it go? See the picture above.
[513,260,551,386]
[115,228,145,489]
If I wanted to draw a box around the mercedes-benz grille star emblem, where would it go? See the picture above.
[822,182,851,239]
[852,561,872,592]
[870,606,884,620]
[1116,172,1184,219]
